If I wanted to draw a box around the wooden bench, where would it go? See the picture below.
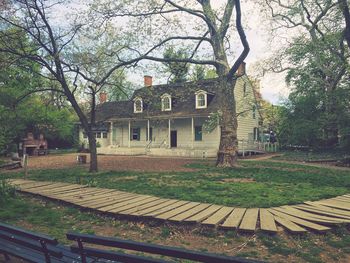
[67,232,264,263]
[0,222,88,263]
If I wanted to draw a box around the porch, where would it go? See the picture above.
[96,116,220,157]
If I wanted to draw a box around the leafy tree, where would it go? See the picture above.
[163,46,190,83]
[262,0,349,148]
[93,0,250,167]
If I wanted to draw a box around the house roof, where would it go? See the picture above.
[95,78,234,122]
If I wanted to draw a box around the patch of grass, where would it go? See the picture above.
[160,226,171,239]
[273,150,347,162]
[5,159,350,207]
[259,235,297,256]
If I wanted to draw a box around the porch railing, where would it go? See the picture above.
[238,140,279,156]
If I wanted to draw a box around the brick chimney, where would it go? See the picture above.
[99,92,107,104]
[237,62,246,76]
[144,75,153,87]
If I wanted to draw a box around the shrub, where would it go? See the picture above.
[0,179,17,203]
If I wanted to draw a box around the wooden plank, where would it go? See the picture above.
[67,190,126,203]
[80,193,140,209]
[59,188,113,199]
[17,182,56,190]
[201,207,234,226]
[21,182,70,191]
[293,205,350,220]
[268,209,330,232]
[52,190,110,203]
[119,199,171,216]
[145,201,190,217]
[108,197,160,214]
[98,195,153,212]
[36,185,86,194]
[9,180,45,186]
[220,208,246,229]
[273,216,307,234]
[274,206,349,224]
[184,205,222,223]
[239,208,259,232]
[303,202,350,217]
[45,186,92,196]
[155,202,200,220]
[131,199,180,216]
[313,200,350,211]
[51,188,111,199]
[332,197,350,203]
[169,204,212,222]
[259,209,277,233]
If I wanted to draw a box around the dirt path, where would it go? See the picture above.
[5,153,197,172]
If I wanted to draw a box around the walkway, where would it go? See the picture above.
[9,179,350,234]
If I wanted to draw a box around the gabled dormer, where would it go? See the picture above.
[133,97,143,113]
[161,93,172,111]
[195,90,207,109]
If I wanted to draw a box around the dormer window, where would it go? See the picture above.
[134,97,143,113]
[195,90,207,109]
[161,94,172,111]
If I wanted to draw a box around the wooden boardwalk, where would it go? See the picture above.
[9,179,350,234]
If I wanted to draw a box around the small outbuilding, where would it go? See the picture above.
[22,133,48,156]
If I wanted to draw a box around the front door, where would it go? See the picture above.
[170,130,177,148]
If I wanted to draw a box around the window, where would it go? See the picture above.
[195,126,202,141]
[134,98,143,113]
[83,133,87,138]
[195,91,207,109]
[252,105,256,119]
[161,94,171,111]
[96,132,101,138]
[131,128,140,141]
[243,83,247,97]
[102,132,108,138]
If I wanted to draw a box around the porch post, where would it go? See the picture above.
[147,119,150,143]
[110,121,113,145]
[168,119,171,148]
[128,120,131,148]
[191,117,194,149]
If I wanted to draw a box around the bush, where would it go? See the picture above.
[0,179,17,203]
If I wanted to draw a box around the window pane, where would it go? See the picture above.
[96,132,101,138]
[131,128,140,141]
[103,132,108,138]
[162,97,170,110]
[135,100,142,112]
[195,126,202,141]
[197,94,205,107]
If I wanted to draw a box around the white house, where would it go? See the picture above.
[79,65,261,158]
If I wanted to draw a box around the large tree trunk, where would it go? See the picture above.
[339,0,350,49]
[87,131,98,172]
[216,77,239,167]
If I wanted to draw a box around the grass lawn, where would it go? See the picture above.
[4,160,350,207]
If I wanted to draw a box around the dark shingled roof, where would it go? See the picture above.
[95,78,234,122]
